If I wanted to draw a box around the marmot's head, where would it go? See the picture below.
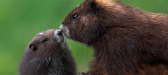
[60,0,117,44]
[19,29,76,75]
[27,29,65,59]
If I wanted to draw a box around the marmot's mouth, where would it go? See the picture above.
[54,30,64,43]
[60,24,72,40]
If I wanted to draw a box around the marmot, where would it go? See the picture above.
[19,29,76,75]
[60,0,168,75]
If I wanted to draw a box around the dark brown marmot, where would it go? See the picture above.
[60,0,168,75]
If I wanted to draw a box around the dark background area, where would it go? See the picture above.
[0,0,168,75]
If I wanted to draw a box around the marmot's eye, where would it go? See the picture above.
[72,14,78,20]
[42,39,48,43]
[29,44,38,51]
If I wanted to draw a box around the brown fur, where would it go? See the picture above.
[61,0,168,75]
[125,64,168,75]
[79,64,168,75]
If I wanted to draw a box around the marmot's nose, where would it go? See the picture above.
[60,24,65,31]
[57,30,63,36]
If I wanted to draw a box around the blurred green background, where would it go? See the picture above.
[0,0,168,75]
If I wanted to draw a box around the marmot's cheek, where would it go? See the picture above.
[60,24,72,40]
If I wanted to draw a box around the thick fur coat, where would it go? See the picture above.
[19,29,76,75]
[60,0,168,74]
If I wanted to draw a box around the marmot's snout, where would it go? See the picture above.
[57,30,63,36]
[54,30,63,36]
[54,30,64,43]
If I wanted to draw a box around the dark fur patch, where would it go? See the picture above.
[125,64,168,75]
[19,29,76,75]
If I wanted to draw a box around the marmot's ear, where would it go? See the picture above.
[90,1,98,15]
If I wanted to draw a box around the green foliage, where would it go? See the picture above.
[0,0,167,75]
